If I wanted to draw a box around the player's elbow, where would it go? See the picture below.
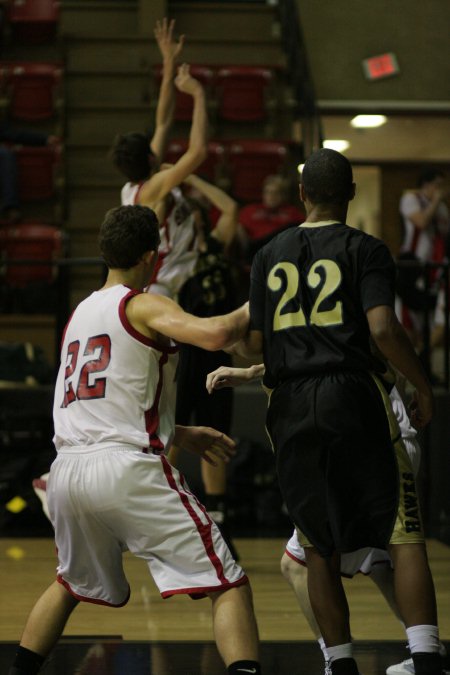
[195,144,208,164]
[203,326,231,351]
[367,305,399,344]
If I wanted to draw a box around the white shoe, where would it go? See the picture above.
[386,642,448,675]
[386,658,415,675]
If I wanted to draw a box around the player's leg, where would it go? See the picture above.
[280,551,331,666]
[369,563,403,622]
[8,581,79,674]
[304,546,359,675]
[388,543,442,675]
[197,352,239,558]
[208,582,261,674]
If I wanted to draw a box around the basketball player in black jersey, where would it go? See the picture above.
[231,148,443,675]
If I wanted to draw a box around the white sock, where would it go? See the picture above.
[318,636,329,661]
[326,643,353,663]
[406,625,440,653]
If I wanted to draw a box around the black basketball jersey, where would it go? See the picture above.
[249,221,396,388]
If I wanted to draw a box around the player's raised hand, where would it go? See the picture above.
[154,17,185,62]
[175,64,203,96]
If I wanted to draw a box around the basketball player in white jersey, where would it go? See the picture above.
[112,19,204,298]
[8,205,262,675]
[205,364,448,675]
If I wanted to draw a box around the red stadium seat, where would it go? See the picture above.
[216,66,274,122]
[3,62,63,121]
[227,139,287,202]
[153,65,215,121]
[164,139,227,182]
[8,0,60,44]
[0,222,64,286]
[15,143,62,201]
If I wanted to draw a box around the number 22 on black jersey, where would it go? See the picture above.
[268,259,343,331]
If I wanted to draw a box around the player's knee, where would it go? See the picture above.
[280,553,306,587]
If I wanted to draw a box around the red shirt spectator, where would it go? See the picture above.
[238,175,304,261]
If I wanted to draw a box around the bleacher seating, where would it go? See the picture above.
[0,61,63,122]
[0,221,64,286]
[7,0,60,44]
[216,66,274,122]
[15,142,62,201]
[227,139,288,202]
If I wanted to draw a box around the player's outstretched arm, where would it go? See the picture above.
[128,292,250,351]
[206,364,265,394]
[183,173,238,249]
[173,425,236,466]
[150,18,185,161]
[140,65,208,206]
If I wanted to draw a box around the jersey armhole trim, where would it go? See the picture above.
[119,290,178,354]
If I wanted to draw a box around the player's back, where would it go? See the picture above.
[250,221,396,387]
[53,284,178,452]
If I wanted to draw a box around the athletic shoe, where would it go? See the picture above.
[32,472,50,521]
[386,642,448,675]
[386,658,415,675]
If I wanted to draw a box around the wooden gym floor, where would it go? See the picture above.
[0,537,449,674]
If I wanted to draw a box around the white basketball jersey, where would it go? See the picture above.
[121,182,198,298]
[149,187,198,298]
[121,181,143,206]
[53,285,178,454]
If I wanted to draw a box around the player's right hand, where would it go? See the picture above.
[206,366,253,394]
[175,64,203,96]
[409,389,433,429]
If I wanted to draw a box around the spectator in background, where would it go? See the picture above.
[238,174,304,263]
[397,168,450,351]
[0,123,58,222]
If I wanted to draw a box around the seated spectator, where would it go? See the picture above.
[396,167,449,350]
[0,122,58,222]
[238,174,304,262]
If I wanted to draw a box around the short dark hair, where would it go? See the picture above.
[417,167,444,188]
[302,148,353,204]
[110,132,156,183]
[99,205,160,269]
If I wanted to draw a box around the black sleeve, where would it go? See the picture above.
[249,250,266,330]
[359,237,396,312]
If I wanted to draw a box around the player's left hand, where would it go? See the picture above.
[154,18,185,62]
[175,425,236,465]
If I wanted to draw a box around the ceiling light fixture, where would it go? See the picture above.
[323,140,350,152]
[351,114,387,128]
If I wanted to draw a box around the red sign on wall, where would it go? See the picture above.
[362,53,399,80]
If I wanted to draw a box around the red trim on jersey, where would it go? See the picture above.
[160,455,229,585]
[32,477,47,491]
[149,250,168,286]
[56,575,130,607]
[161,575,249,600]
[118,289,178,354]
[60,310,75,353]
[133,181,145,204]
[285,549,306,566]
[144,351,168,453]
